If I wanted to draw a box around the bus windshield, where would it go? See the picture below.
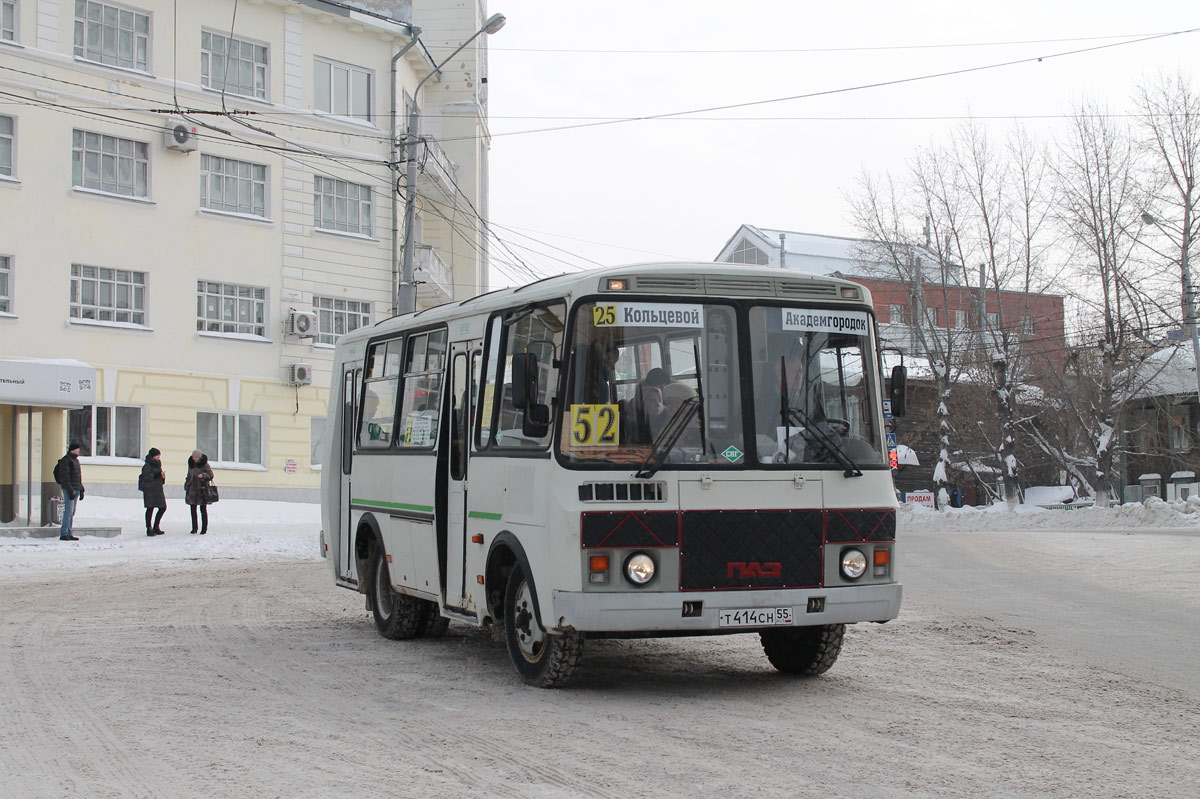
[560,300,744,467]
[748,305,886,467]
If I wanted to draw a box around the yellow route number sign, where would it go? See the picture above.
[592,304,617,327]
[570,404,619,447]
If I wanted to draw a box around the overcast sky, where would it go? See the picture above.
[484,1,1199,287]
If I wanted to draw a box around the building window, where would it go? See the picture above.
[951,309,967,329]
[1169,408,1191,451]
[70,263,146,324]
[1020,315,1035,335]
[73,2,150,72]
[985,311,999,329]
[68,404,143,458]
[201,30,267,100]
[0,115,11,177]
[196,280,266,337]
[72,129,149,197]
[197,411,262,465]
[313,176,372,236]
[200,154,267,217]
[730,237,769,265]
[1,1,16,43]
[314,295,371,345]
[313,57,372,122]
[888,304,907,324]
[0,254,11,313]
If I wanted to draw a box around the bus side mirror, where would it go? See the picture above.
[511,353,551,438]
[889,365,908,417]
[511,353,538,410]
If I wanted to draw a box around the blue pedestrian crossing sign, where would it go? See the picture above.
[886,432,897,447]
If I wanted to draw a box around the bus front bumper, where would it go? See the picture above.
[549,583,902,634]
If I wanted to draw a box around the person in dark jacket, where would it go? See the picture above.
[140,448,167,536]
[54,442,85,541]
[185,449,214,535]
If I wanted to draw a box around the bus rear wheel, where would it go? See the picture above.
[504,564,583,688]
[370,550,425,640]
[760,624,845,676]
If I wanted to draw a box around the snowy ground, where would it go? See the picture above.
[1,497,1197,798]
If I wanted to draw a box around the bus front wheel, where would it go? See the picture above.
[370,550,426,640]
[503,565,583,688]
[760,624,845,676]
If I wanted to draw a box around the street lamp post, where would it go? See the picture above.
[397,12,506,316]
[1142,211,1200,406]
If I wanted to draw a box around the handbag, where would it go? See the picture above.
[205,484,220,503]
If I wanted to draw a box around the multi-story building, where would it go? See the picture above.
[1,0,498,522]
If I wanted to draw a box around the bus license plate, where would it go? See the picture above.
[717,607,794,627]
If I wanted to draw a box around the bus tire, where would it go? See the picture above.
[760,624,845,676]
[419,602,450,638]
[370,550,425,640]
[504,564,583,688]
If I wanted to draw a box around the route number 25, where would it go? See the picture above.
[570,404,619,447]
[592,305,617,326]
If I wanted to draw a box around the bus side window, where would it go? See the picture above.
[396,329,447,449]
[489,303,565,449]
[358,338,404,448]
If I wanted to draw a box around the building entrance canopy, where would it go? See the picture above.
[0,359,96,409]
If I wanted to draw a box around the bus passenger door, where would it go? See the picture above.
[444,344,479,613]
[339,365,358,581]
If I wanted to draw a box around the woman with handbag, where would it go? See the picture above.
[185,449,215,535]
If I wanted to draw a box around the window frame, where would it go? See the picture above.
[68,403,144,459]
[1,1,17,44]
[0,254,10,313]
[196,279,267,338]
[730,238,769,265]
[196,410,264,466]
[314,295,372,346]
[313,175,373,237]
[69,263,147,325]
[200,28,269,101]
[71,129,150,198]
[73,1,151,73]
[888,303,906,324]
[313,56,374,123]
[199,153,268,218]
[0,113,13,177]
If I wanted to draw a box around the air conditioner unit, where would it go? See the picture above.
[164,118,198,152]
[285,310,318,338]
[288,363,313,387]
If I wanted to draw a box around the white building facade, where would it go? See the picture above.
[0,0,496,510]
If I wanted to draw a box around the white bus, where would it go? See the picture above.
[320,262,906,687]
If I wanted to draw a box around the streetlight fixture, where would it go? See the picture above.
[1141,210,1200,406]
[396,12,507,316]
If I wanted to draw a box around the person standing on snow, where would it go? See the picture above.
[54,442,85,541]
[185,449,214,535]
[140,448,167,536]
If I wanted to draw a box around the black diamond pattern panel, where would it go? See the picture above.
[827,509,896,543]
[581,511,680,549]
[680,510,823,591]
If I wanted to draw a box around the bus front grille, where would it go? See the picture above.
[679,510,824,591]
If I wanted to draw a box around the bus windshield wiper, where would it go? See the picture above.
[635,396,701,480]
[786,406,863,478]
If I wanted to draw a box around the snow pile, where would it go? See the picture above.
[902,495,1200,533]
[0,495,322,570]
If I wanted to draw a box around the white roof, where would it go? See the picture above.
[1123,344,1200,400]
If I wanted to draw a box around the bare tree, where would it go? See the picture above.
[1052,100,1156,505]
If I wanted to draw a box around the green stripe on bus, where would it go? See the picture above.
[468,510,503,521]
[352,499,435,513]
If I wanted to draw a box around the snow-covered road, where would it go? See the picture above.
[1,499,1197,798]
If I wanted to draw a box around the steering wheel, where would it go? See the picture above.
[824,418,851,436]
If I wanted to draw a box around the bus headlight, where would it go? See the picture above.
[840,548,867,580]
[624,552,656,586]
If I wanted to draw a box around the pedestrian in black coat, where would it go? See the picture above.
[185,450,214,535]
[54,443,85,541]
[140,448,167,536]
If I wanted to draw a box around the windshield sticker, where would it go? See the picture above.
[781,309,870,334]
[569,404,620,447]
[593,303,703,329]
[721,445,744,463]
